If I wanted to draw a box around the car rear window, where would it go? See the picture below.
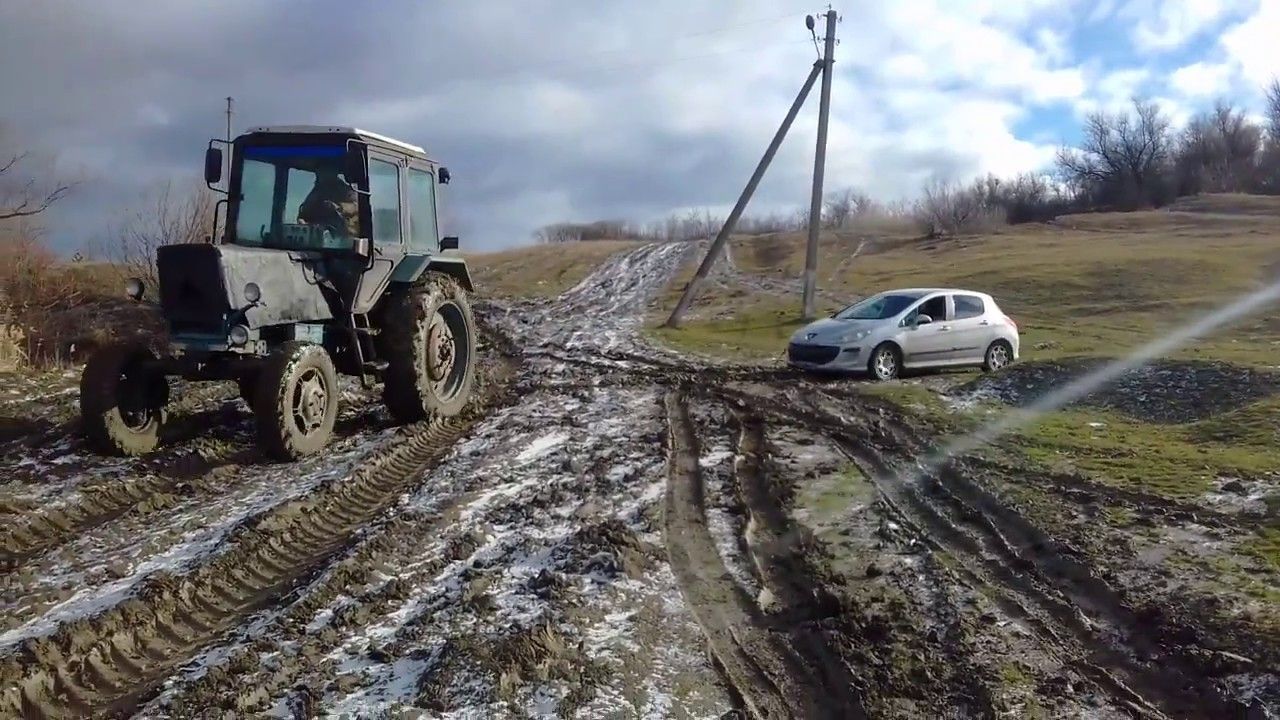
[954,294,985,319]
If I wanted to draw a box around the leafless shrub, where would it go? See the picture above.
[822,187,874,228]
[105,180,216,290]
[911,177,1007,237]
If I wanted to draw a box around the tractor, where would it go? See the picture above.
[79,126,477,460]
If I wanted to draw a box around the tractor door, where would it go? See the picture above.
[352,153,407,314]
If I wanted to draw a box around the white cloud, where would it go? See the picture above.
[1124,0,1256,51]
[1170,61,1236,98]
[1219,0,1280,87]
[1075,67,1152,115]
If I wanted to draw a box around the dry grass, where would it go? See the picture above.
[650,195,1280,366]
[466,240,642,299]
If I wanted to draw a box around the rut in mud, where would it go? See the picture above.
[0,238,1275,718]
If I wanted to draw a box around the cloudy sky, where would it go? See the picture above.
[1,0,1277,254]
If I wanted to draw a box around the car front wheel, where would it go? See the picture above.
[868,343,901,381]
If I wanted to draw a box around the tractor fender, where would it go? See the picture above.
[389,254,474,292]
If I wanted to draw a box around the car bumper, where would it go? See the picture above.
[786,343,864,371]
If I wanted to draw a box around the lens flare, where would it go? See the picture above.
[912,277,1280,480]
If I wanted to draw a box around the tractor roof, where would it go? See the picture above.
[244,125,427,158]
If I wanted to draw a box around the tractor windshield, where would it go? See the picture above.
[232,144,360,250]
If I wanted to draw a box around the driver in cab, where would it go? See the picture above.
[297,167,359,238]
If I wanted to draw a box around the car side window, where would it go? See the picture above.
[954,294,985,319]
[368,157,401,245]
[919,295,947,321]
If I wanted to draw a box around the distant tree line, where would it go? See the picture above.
[533,79,1280,244]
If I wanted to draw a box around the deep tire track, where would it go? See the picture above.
[662,392,864,720]
[720,383,1237,719]
[0,358,517,720]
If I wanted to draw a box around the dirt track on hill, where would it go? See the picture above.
[1,241,1277,718]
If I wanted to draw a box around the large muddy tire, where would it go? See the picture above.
[79,341,169,456]
[253,341,339,461]
[378,272,476,424]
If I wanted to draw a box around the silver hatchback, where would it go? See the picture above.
[787,288,1020,380]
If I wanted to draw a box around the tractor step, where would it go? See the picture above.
[362,360,389,373]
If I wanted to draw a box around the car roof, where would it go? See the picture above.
[880,287,994,298]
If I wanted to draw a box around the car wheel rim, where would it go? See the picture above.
[875,350,896,378]
[990,345,1009,369]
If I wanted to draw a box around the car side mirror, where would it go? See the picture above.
[914,314,933,326]
[204,147,223,184]
[441,236,459,250]
[344,144,368,187]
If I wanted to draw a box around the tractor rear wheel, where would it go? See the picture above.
[378,272,476,424]
[79,340,169,456]
[254,341,339,461]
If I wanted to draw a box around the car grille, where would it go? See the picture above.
[788,343,840,364]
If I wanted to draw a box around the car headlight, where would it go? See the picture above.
[243,282,262,305]
[229,325,250,346]
[839,329,870,344]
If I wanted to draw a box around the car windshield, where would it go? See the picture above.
[833,293,920,320]
[232,144,359,251]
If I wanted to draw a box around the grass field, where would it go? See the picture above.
[466,240,641,299]
[648,196,1280,366]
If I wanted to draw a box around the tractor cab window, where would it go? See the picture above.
[368,158,402,245]
[233,144,358,250]
[407,168,438,253]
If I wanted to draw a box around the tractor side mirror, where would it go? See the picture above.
[439,167,451,185]
[352,237,371,257]
[344,145,368,187]
[204,147,223,184]
[441,236,459,250]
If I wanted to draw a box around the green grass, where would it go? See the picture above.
[466,240,641,299]
[649,307,807,360]
[1007,406,1280,501]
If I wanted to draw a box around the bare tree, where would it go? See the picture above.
[1265,78,1280,142]
[0,130,73,221]
[822,187,873,228]
[912,177,1005,237]
[108,180,216,290]
[1056,98,1174,209]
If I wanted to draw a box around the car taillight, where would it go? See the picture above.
[1005,316,1017,330]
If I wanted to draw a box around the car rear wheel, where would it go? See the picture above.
[983,340,1013,373]
[868,343,900,381]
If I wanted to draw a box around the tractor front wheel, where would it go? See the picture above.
[79,341,169,456]
[378,273,477,424]
[254,341,339,461]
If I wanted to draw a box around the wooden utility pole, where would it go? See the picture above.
[802,9,837,320]
[664,11,840,329]
[664,61,824,328]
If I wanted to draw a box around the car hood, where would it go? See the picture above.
[791,317,884,343]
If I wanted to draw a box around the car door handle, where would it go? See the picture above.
[936,325,951,331]
[979,320,990,326]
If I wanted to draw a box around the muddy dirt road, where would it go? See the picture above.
[1,241,1276,718]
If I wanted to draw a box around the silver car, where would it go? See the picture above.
[787,288,1020,380]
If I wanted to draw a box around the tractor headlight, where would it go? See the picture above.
[125,277,144,301]
[243,282,262,305]
[229,325,250,346]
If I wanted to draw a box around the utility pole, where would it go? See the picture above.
[663,61,824,328]
[802,9,837,320]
